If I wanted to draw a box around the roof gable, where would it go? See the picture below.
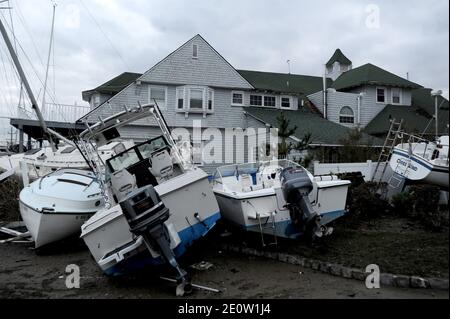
[326,49,352,67]
[332,63,422,91]
[138,35,253,89]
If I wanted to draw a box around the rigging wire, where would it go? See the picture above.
[78,0,130,71]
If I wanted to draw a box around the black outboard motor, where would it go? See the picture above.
[119,185,191,295]
[280,167,322,239]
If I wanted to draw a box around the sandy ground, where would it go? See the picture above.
[0,239,447,299]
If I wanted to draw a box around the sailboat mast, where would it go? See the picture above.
[0,16,55,149]
[42,3,56,117]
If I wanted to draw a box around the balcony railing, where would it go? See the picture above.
[17,103,90,123]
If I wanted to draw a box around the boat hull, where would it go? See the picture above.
[81,168,221,276]
[19,169,104,248]
[390,148,449,189]
[19,201,93,248]
[214,180,349,240]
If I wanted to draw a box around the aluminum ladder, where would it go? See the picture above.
[371,119,404,194]
[255,211,278,247]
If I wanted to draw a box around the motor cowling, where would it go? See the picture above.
[280,167,313,203]
[120,185,191,294]
[280,167,322,239]
[120,185,169,235]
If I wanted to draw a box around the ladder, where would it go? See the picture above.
[371,119,404,191]
[387,138,414,189]
[254,211,278,247]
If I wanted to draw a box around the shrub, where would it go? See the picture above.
[391,192,414,217]
[348,181,390,220]
[0,174,22,222]
[409,185,446,231]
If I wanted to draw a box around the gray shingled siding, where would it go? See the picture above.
[140,35,253,90]
[308,85,413,129]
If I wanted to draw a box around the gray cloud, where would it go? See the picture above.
[0,0,448,124]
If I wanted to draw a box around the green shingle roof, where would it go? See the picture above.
[82,72,142,101]
[238,70,332,96]
[365,89,449,136]
[246,107,383,146]
[364,105,433,136]
[326,49,352,67]
[412,88,449,134]
[332,63,422,91]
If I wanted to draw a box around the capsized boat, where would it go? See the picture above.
[389,135,449,189]
[79,103,220,293]
[212,160,351,243]
[19,168,104,248]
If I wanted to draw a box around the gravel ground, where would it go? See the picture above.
[0,238,447,299]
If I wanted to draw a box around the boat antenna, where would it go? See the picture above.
[0,15,57,151]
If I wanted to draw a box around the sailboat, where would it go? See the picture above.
[389,91,449,190]
[389,134,449,189]
[0,12,108,248]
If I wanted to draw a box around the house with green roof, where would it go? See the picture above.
[79,35,446,172]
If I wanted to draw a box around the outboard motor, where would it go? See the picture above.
[119,185,191,295]
[280,167,324,239]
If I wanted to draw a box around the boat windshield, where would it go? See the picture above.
[213,159,300,183]
[106,136,169,173]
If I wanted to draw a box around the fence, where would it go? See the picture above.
[313,160,394,182]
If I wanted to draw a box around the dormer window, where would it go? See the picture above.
[376,87,386,103]
[391,88,402,104]
[192,44,198,59]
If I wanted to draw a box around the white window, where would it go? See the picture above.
[192,44,198,59]
[391,88,402,104]
[207,89,214,111]
[280,96,292,109]
[250,94,277,107]
[339,106,355,124]
[176,87,185,110]
[264,96,276,107]
[189,88,204,109]
[149,86,167,109]
[231,91,244,106]
[250,95,263,106]
[376,87,386,103]
[176,86,214,115]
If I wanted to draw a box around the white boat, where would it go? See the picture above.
[19,168,104,248]
[0,141,134,181]
[212,160,351,243]
[79,103,220,293]
[390,135,449,189]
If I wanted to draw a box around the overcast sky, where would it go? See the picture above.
[0,0,448,123]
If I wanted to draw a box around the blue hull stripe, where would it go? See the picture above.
[393,150,449,173]
[243,209,346,240]
[104,211,221,276]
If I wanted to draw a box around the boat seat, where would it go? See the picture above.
[150,149,174,179]
[239,174,253,191]
[110,169,137,201]
[250,184,264,191]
